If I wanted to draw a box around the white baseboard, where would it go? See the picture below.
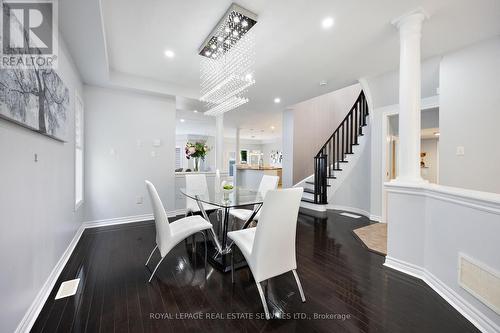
[328,205,371,219]
[16,209,185,333]
[300,200,327,212]
[83,209,186,229]
[15,224,86,333]
[384,256,500,333]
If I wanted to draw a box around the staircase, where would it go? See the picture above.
[299,90,369,210]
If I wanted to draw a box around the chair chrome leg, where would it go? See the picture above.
[145,245,158,267]
[256,281,270,319]
[200,230,207,278]
[231,246,234,284]
[292,269,306,302]
[148,256,165,283]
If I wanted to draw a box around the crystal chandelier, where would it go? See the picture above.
[199,4,257,116]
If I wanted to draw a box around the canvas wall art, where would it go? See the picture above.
[0,68,70,141]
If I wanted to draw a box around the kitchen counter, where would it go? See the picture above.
[234,165,282,189]
[236,165,282,171]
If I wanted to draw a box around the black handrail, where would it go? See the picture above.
[313,91,369,204]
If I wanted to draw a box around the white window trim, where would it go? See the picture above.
[74,90,84,210]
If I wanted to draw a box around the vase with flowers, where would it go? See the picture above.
[185,142,210,172]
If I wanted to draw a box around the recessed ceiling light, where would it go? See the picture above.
[193,110,198,113]
[274,97,281,104]
[180,119,185,123]
[319,80,328,86]
[270,126,275,130]
[164,50,175,58]
[322,17,334,29]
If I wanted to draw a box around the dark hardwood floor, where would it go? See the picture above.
[32,210,478,333]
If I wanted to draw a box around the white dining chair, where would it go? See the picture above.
[227,187,305,319]
[185,174,219,215]
[144,180,213,283]
[229,175,279,223]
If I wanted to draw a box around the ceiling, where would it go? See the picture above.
[63,0,500,133]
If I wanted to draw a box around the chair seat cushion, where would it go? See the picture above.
[162,216,212,256]
[230,208,260,221]
[227,227,256,259]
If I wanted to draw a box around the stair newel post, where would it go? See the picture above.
[313,154,328,204]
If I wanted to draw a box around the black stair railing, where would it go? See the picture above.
[313,91,369,204]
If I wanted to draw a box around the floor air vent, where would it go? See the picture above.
[55,278,80,300]
[459,254,500,315]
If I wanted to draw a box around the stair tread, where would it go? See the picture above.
[301,198,318,204]
[304,188,314,194]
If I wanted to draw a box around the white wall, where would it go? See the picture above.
[83,86,176,222]
[367,57,441,109]
[439,37,500,194]
[385,183,500,332]
[0,37,83,333]
[291,83,361,183]
[331,130,372,215]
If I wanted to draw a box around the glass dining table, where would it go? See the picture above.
[180,187,264,272]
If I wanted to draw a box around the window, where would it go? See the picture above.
[75,92,84,209]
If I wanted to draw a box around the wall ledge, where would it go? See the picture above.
[385,181,500,215]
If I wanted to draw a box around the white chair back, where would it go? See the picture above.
[185,174,210,212]
[249,187,304,282]
[257,175,279,198]
[145,180,172,256]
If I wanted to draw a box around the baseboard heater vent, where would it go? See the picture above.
[458,254,500,315]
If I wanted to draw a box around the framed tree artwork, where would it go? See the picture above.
[0,67,70,142]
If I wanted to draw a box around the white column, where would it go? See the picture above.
[235,127,241,164]
[392,9,427,183]
[215,115,224,171]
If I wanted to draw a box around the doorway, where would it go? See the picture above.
[386,108,440,183]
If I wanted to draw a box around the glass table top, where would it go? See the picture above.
[180,187,263,208]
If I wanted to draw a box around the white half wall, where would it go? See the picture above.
[385,182,500,332]
[83,86,176,222]
[439,37,500,194]
[0,37,84,333]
